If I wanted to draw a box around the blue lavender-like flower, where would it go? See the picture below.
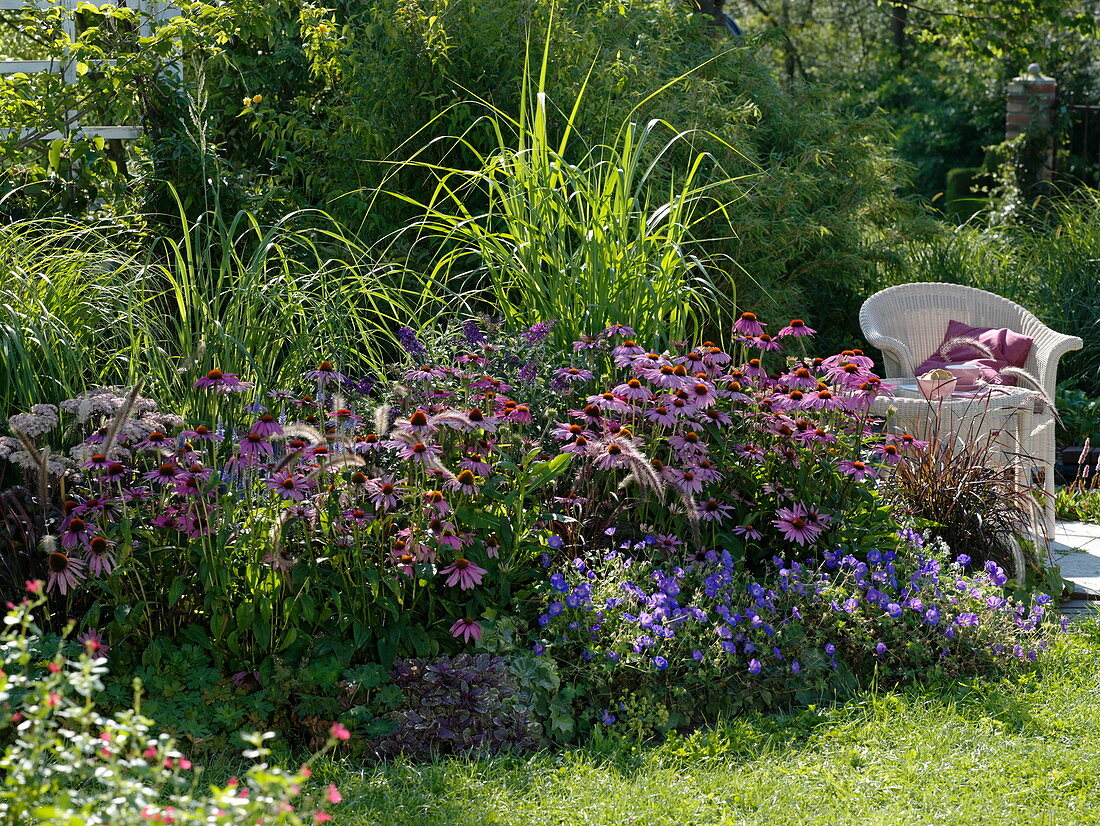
[520,320,557,345]
[396,326,427,358]
[463,319,487,344]
[600,709,617,725]
[518,362,537,382]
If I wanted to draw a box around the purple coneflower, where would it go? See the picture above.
[369,477,406,510]
[450,617,483,642]
[397,440,443,464]
[893,433,929,452]
[193,368,251,392]
[352,433,382,454]
[553,367,594,385]
[600,324,635,338]
[85,536,116,577]
[47,551,84,595]
[776,319,817,337]
[99,462,129,484]
[748,334,782,352]
[733,311,766,336]
[505,404,533,424]
[405,365,445,383]
[396,409,435,435]
[447,469,481,496]
[612,378,652,402]
[699,498,734,522]
[83,454,112,471]
[779,367,820,391]
[180,425,223,442]
[668,467,704,495]
[732,524,763,540]
[872,443,903,465]
[342,507,375,526]
[60,517,95,549]
[238,432,273,463]
[837,459,876,481]
[440,558,488,590]
[304,360,348,385]
[772,504,826,546]
[820,349,874,370]
[593,441,630,470]
[135,431,172,451]
[77,628,108,657]
[643,404,678,428]
[265,471,312,501]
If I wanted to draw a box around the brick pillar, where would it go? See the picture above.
[1006,64,1057,190]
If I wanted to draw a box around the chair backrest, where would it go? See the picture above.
[859,282,1049,379]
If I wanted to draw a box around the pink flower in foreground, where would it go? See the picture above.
[837,459,876,481]
[330,722,350,741]
[776,319,817,338]
[266,471,313,501]
[733,311,766,336]
[450,617,483,643]
[440,558,487,590]
[326,784,342,804]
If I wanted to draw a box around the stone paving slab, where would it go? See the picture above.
[1051,521,1100,602]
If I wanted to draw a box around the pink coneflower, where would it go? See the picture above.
[733,444,767,463]
[587,392,632,415]
[72,496,119,521]
[733,311,766,336]
[238,432,273,462]
[732,524,762,540]
[601,324,636,338]
[330,408,362,428]
[440,558,488,590]
[748,334,782,352]
[99,462,129,484]
[180,425,223,442]
[134,430,172,452]
[820,349,874,370]
[397,440,443,464]
[369,477,406,510]
[47,551,84,595]
[647,363,685,390]
[702,345,731,367]
[77,628,108,657]
[462,408,498,433]
[553,367,595,385]
[83,454,112,471]
[777,319,817,338]
[552,422,593,441]
[396,409,436,435]
[505,404,533,424]
[668,467,704,495]
[265,471,312,501]
[802,389,846,411]
[612,378,652,402]
[447,469,481,496]
[85,536,116,577]
[772,504,825,546]
[120,487,151,503]
[352,433,382,454]
[405,365,446,383]
[593,440,630,470]
[779,367,820,391]
[873,443,903,465]
[643,404,678,427]
[450,617,483,642]
[60,517,95,549]
[686,382,717,409]
[392,551,416,578]
[459,453,494,476]
[699,498,734,522]
[304,360,348,385]
[669,431,708,458]
[193,369,252,392]
[145,463,182,485]
[612,341,646,366]
[837,459,876,481]
[573,334,603,351]
[252,413,283,437]
[690,459,723,484]
[743,359,768,380]
[342,507,375,526]
[431,520,464,550]
[570,404,605,426]
[694,407,732,428]
[562,435,592,455]
[893,433,929,452]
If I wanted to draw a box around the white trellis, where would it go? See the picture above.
[0,0,177,141]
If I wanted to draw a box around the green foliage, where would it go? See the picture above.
[0,590,343,824]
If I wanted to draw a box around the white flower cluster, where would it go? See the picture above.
[7,404,59,439]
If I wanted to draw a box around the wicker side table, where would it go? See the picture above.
[868,384,1054,539]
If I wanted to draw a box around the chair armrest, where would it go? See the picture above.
[1034,331,1083,399]
[862,329,918,378]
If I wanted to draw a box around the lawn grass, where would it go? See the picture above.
[310,619,1100,825]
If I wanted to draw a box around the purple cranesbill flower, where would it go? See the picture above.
[875,642,887,655]
[790,660,801,674]
[652,656,668,670]
[193,368,251,393]
[956,553,971,567]
[733,312,766,336]
[747,658,763,675]
[692,649,704,662]
[776,319,816,338]
[824,643,836,656]
[600,709,617,725]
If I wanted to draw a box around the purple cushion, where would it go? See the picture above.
[915,320,1033,386]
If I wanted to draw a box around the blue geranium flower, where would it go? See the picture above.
[653,656,668,670]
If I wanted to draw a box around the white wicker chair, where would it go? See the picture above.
[859,282,1083,540]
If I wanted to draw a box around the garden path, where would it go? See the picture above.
[1051,520,1100,619]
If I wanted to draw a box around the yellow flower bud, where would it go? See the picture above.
[252,94,263,104]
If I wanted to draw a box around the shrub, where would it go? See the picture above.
[0,585,344,824]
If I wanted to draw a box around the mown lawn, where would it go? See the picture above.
[310,617,1100,825]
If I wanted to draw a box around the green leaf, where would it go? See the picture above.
[47,139,64,171]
